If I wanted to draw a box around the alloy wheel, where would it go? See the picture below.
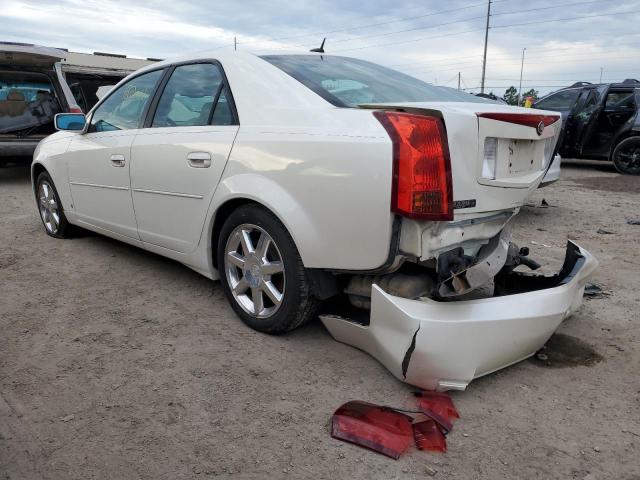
[615,142,640,174]
[38,181,60,235]
[224,223,286,319]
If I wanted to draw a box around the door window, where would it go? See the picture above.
[89,69,163,132]
[605,91,635,110]
[152,63,229,127]
[534,89,580,110]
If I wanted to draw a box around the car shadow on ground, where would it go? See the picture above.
[562,158,618,173]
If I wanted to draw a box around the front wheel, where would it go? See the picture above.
[612,137,640,175]
[217,204,319,334]
[35,172,72,238]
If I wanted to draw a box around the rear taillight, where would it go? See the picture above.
[374,111,453,221]
[69,106,83,114]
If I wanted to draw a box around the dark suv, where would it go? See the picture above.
[533,80,640,175]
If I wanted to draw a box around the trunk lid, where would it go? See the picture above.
[362,101,561,215]
[0,42,67,68]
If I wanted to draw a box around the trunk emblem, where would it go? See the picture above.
[536,121,545,136]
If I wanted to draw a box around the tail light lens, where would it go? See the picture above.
[374,111,453,221]
[69,106,83,114]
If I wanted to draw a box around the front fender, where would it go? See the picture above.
[31,135,74,209]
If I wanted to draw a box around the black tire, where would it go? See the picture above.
[217,204,319,334]
[612,136,640,175]
[35,171,72,238]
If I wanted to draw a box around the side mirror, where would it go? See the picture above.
[54,113,86,131]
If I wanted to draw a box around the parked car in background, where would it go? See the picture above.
[60,51,158,113]
[1,42,72,158]
[533,79,640,174]
[32,51,595,391]
[0,41,156,160]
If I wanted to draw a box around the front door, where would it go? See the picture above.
[66,68,164,238]
[130,62,239,253]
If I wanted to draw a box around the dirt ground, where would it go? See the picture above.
[1,158,639,480]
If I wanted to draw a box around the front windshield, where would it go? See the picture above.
[261,54,490,107]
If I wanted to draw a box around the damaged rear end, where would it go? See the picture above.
[321,102,597,391]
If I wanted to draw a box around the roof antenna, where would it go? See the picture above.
[310,38,326,53]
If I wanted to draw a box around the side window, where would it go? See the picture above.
[210,87,234,126]
[152,63,229,127]
[605,91,635,110]
[535,89,580,110]
[90,69,163,132]
[69,82,87,112]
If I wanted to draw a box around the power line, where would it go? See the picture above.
[235,1,494,47]
[491,9,640,30]
[332,8,639,54]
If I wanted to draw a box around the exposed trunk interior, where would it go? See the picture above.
[0,69,61,139]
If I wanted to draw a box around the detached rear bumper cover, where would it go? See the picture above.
[321,241,597,391]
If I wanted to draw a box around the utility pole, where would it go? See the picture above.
[234,36,237,51]
[599,67,603,83]
[457,72,461,91]
[517,48,526,105]
[480,0,491,94]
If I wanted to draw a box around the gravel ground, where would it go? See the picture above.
[1,159,639,479]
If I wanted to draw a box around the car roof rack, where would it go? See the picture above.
[621,78,640,84]
[568,81,592,88]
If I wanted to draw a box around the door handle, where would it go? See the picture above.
[110,154,126,167]
[187,152,212,168]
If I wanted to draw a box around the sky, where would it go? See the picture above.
[2,0,640,97]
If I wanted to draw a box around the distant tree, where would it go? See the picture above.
[520,88,540,105]
[503,86,518,105]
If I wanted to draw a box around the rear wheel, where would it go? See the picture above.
[612,137,640,175]
[217,204,319,334]
[35,172,72,238]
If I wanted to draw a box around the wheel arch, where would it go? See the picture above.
[609,131,640,160]
[205,175,322,274]
[31,162,48,194]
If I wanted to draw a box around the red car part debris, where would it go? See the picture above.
[331,392,459,458]
[413,419,448,453]
[414,391,460,433]
[330,401,414,459]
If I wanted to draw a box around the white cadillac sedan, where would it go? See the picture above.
[32,51,596,391]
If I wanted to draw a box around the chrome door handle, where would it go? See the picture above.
[110,154,126,167]
[187,152,212,168]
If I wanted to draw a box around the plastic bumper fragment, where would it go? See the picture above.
[321,241,597,391]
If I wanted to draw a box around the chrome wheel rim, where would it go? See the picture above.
[224,224,285,318]
[38,181,60,234]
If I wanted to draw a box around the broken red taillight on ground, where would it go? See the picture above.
[413,419,447,453]
[330,392,459,459]
[373,111,453,221]
[331,401,414,459]
[414,391,460,433]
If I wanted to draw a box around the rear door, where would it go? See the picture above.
[66,68,164,238]
[569,86,609,155]
[130,62,239,253]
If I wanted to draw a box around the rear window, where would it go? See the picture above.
[261,55,489,107]
[0,70,61,134]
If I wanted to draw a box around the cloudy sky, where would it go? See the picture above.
[2,0,640,96]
